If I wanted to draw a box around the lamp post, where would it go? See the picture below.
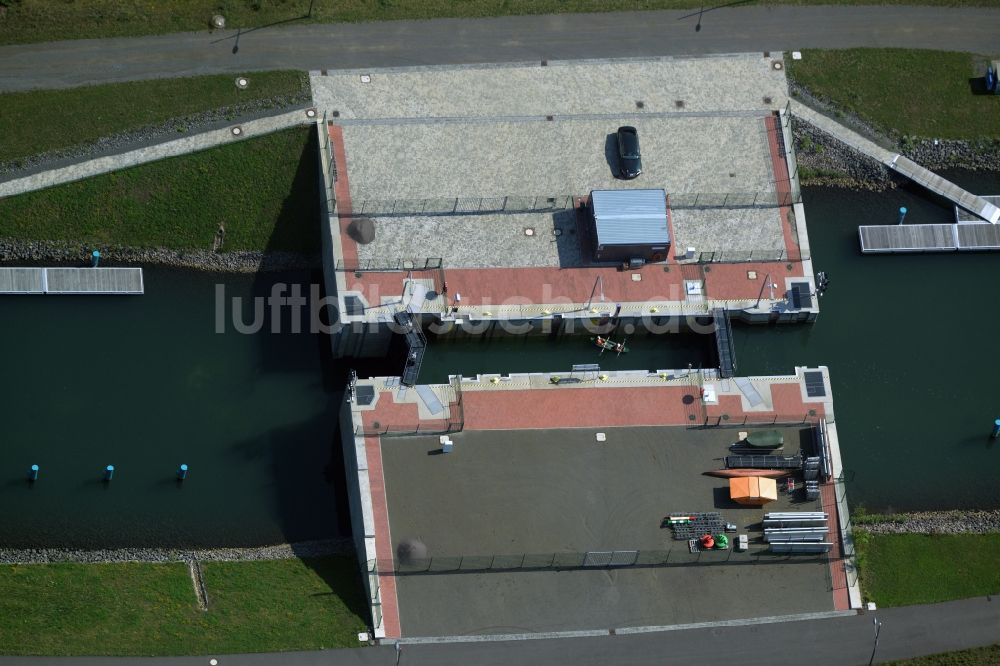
[868,616,883,666]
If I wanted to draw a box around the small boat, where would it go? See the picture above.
[591,336,628,355]
[704,468,792,479]
[739,430,784,449]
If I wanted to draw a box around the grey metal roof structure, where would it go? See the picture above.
[591,189,670,246]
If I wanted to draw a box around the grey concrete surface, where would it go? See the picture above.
[353,206,784,269]
[2,7,1000,91]
[2,596,999,664]
[671,207,786,255]
[355,211,584,269]
[311,55,788,120]
[0,108,312,197]
[380,425,829,636]
[341,115,774,202]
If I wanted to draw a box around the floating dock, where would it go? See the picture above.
[0,268,144,294]
[956,196,1000,224]
[859,224,1000,254]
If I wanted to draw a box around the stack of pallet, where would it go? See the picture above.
[763,512,832,553]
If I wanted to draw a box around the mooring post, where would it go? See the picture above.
[897,207,907,225]
[28,464,39,482]
[992,419,1000,439]
[91,250,101,267]
[104,464,114,481]
[177,464,188,480]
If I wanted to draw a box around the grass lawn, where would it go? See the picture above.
[0,71,308,166]
[887,644,1000,665]
[0,557,368,656]
[0,126,320,254]
[856,532,1000,607]
[0,1,996,45]
[789,49,1000,140]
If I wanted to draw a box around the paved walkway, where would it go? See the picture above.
[0,108,313,197]
[1,7,999,91]
[1,597,997,665]
[790,100,1000,224]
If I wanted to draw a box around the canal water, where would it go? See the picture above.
[1,171,997,549]
[0,269,360,549]
[732,170,1000,513]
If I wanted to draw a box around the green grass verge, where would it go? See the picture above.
[788,49,1000,140]
[856,532,1000,607]
[887,644,1000,665]
[0,1,997,46]
[0,126,319,253]
[0,556,368,656]
[0,71,308,165]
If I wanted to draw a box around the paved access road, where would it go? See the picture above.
[1,6,1000,91]
[1,597,998,665]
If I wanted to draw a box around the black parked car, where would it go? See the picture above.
[616,126,642,179]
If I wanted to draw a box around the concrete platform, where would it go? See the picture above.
[383,423,834,639]
[341,115,775,203]
[354,208,787,270]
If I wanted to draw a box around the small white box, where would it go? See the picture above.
[441,440,453,453]
[792,51,802,60]
[595,432,607,442]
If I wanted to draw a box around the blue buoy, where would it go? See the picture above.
[992,419,1000,439]
[103,464,114,481]
[897,207,908,225]
[177,464,188,480]
[91,250,101,267]
[28,464,39,482]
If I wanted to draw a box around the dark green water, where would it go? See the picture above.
[2,172,998,549]
[732,170,1000,512]
[417,331,714,384]
[0,269,356,548]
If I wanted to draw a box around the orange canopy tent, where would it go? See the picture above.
[729,476,778,506]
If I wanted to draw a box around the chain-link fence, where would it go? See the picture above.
[670,191,801,209]
[341,191,801,219]
[695,247,810,263]
[368,545,833,577]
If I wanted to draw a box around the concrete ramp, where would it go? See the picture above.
[889,156,1000,224]
[735,377,764,409]
[415,385,444,416]
[790,101,1000,224]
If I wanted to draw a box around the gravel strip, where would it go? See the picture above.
[0,538,356,565]
[856,510,1000,535]
[0,238,320,273]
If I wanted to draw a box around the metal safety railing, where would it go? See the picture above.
[354,377,464,437]
[694,247,810,264]
[367,544,836,577]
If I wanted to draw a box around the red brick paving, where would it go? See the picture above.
[328,124,358,268]
[363,432,401,638]
[364,379,821,434]
[821,481,852,611]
